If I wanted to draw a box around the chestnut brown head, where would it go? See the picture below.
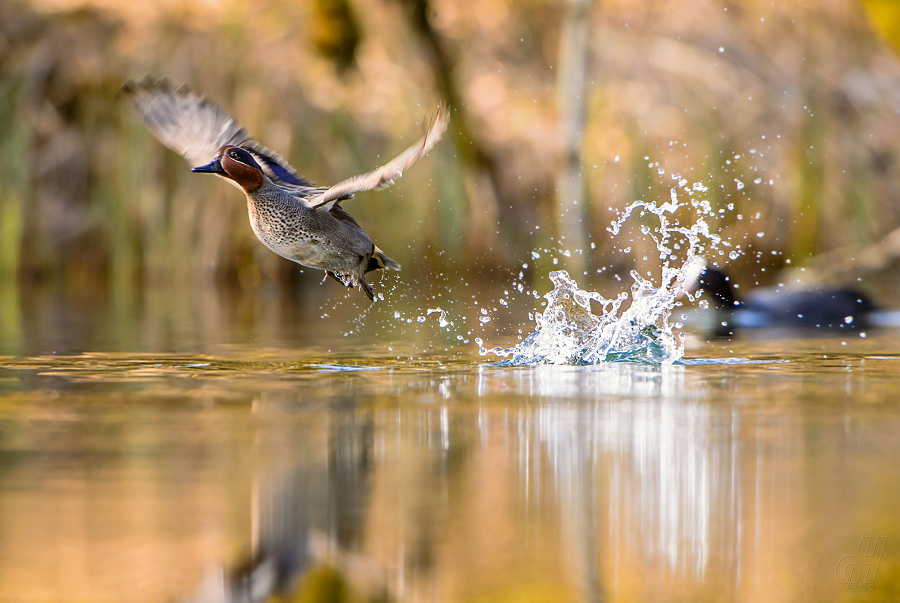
[192,146,264,193]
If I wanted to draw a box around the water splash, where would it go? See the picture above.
[482,190,722,365]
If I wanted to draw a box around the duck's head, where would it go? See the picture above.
[696,266,739,309]
[682,261,739,310]
[192,146,264,193]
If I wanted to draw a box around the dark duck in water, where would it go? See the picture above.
[690,264,876,333]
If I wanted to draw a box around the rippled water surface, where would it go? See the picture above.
[2,283,900,603]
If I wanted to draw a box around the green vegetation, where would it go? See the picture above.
[1,0,899,301]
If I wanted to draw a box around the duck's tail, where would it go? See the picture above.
[367,246,401,273]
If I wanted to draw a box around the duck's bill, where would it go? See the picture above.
[191,158,227,176]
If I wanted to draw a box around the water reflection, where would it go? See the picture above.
[189,408,377,603]
[475,363,689,400]
[1,344,900,602]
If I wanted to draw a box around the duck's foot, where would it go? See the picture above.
[325,270,375,301]
[325,270,353,288]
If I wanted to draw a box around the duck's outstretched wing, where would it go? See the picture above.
[121,75,322,195]
[121,76,248,167]
[310,106,450,212]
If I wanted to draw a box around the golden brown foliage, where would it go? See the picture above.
[1,0,900,298]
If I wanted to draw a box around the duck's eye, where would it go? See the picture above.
[228,150,241,160]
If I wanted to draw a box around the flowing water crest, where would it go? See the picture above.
[482,190,724,365]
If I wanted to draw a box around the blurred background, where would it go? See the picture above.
[6,4,900,602]
[3,0,900,334]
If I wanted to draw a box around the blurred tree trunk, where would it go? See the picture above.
[556,0,593,276]
[398,0,511,264]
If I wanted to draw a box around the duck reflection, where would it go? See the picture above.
[189,408,380,603]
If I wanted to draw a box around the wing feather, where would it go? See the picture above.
[310,106,450,212]
[121,76,248,167]
[121,76,322,194]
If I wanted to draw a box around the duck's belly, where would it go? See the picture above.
[282,240,353,271]
[247,201,373,272]
[256,227,371,273]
